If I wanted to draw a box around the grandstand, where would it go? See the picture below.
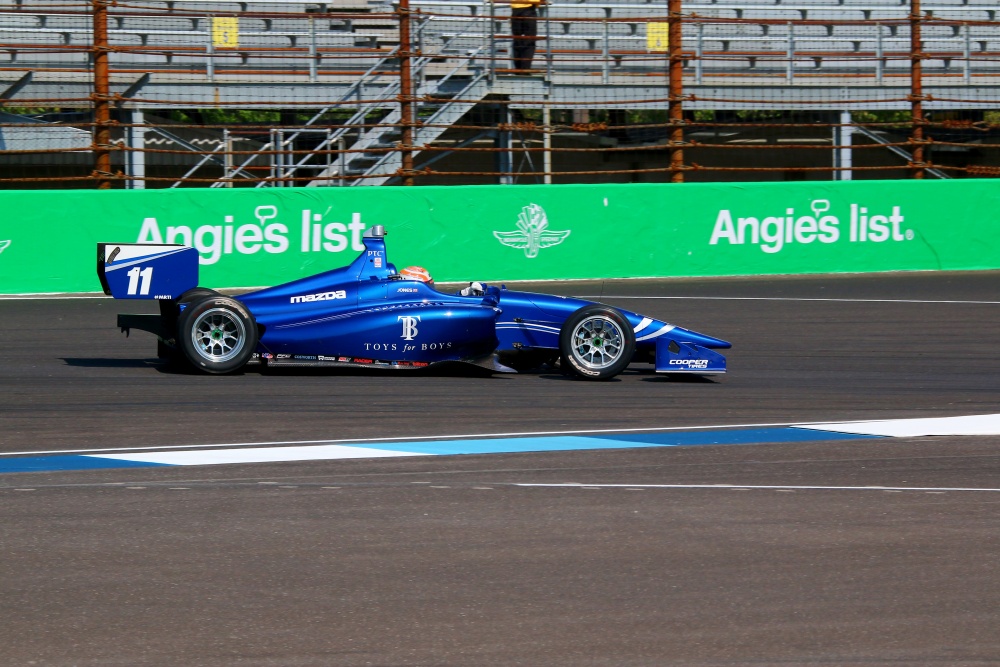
[0,0,997,186]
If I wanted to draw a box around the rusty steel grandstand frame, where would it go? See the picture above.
[0,0,997,187]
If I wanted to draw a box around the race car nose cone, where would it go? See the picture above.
[669,326,732,349]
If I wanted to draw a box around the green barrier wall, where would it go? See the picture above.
[1,180,998,294]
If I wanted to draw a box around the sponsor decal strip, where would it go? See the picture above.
[290,289,346,304]
[496,323,561,334]
[275,301,467,330]
[2,413,998,475]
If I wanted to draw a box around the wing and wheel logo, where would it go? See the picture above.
[493,204,570,258]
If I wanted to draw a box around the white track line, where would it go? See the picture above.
[93,444,424,466]
[803,413,1000,437]
[516,483,1000,493]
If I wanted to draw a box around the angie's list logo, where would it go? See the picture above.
[136,205,368,265]
[709,199,915,254]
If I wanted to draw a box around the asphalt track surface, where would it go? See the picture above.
[2,272,1000,666]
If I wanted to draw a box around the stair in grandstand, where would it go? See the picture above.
[210,46,490,188]
[299,53,489,187]
[310,72,491,187]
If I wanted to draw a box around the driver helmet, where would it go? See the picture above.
[400,266,433,286]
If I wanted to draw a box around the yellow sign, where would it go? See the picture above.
[647,22,669,52]
[212,16,239,49]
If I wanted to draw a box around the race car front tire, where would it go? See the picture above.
[559,305,636,380]
[177,296,258,374]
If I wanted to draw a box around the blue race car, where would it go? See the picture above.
[97,225,730,380]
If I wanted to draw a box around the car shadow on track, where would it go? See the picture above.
[62,358,719,383]
[63,356,511,378]
[61,357,164,369]
[641,373,719,383]
[256,363,503,379]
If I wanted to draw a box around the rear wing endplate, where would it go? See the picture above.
[97,243,199,300]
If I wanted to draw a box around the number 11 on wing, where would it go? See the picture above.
[126,266,153,295]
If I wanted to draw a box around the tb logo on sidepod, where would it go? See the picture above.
[399,316,421,341]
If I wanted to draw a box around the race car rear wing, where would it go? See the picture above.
[97,243,199,300]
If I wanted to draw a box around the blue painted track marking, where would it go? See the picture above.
[378,428,879,455]
[0,427,880,475]
[0,455,171,474]
[588,427,878,447]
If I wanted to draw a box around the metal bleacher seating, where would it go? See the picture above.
[4,0,993,191]
[0,0,996,77]
[0,0,392,73]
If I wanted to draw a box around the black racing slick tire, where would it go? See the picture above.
[159,288,222,335]
[177,296,258,374]
[559,304,636,380]
[177,287,222,305]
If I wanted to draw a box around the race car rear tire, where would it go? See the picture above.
[177,296,258,374]
[177,287,221,304]
[559,305,636,380]
[157,288,224,361]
